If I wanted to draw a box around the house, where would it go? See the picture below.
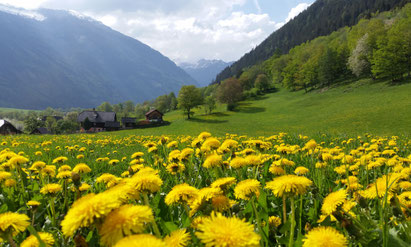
[30,127,51,135]
[145,109,163,123]
[77,110,120,132]
[122,117,137,129]
[0,119,22,135]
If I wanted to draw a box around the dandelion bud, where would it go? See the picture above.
[71,172,81,187]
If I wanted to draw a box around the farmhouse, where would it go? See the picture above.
[0,119,21,135]
[77,110,120,132]
[122,117,137,129]
[145,109,163,122]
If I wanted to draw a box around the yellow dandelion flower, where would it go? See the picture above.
[52,156,68,164]
[230,157,247,169]
[164,229,191,247]
[265,175,312,197]
[165,183,199,205]
[268,216,281,228]
[303,226,347,247]
[76,154,84,159]
[195,212,260,247]
[73,163,91,174]
[131,152,144,159]
[40,183,62,195]
[198,132,212,140]
[34,151,42,156]
[79,183,91,192]
[100,205,154,246]
[211,195,232,212]
[234,179,261,200]
[4,179,16,187]
[108,159,120,165]
[168,150,181,162]
[211,177,236,191]
[0,171,12,182]
[398,191,411,209]
[179,148,194,161]
[166,163,185,175]
[96,173,118,184]
[294,166,309,175]
[20,232,54,247]
[58,165,71,172]
[61,191,124,237]
[56,171,72,179]
[189,187,223,216]
[114,234,166,247]
[167,141,179,149]
[203,154,223,168]
[304,140,317,150]
[360,173,401,199]
[201,138,221,152]
[0,212,30,236]
[245,155,262,166]
[399,181,411,191]
[41,165,56,177]
[30,161,46,170]
[269,165,285,175]
[26,201,41,207]
[130,172,163,194]
[315,162,327,169]
[321,190,347,215]
[191,216,208,229]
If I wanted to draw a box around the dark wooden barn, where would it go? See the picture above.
[0,120,22,135]
[30,127,51,135]
[122,117,137,129]
[145,109,163,122]
[77,110,120,132]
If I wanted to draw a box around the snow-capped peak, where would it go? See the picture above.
[0,4,46,21]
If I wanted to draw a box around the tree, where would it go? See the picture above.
[83,117,93,131]
[97,102,113,112]
[254,74,270,93]
[123,101,135,117]
[177,85,203,119]
[348,34,371,77]
[203,95,216,115]
[23,113,44,133]
[216,78,243,110]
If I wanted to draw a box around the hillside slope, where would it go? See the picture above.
[120,79,411,137]
[215,0,410,83]
[0,5,197,109]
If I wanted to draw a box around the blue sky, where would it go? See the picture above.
[0,0,313,63]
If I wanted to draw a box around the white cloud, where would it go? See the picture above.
[0,0,48,9]
[286,3,311,22]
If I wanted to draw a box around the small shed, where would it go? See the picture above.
[145,109,163,122]
[0,119,21,135]
[122,117,137,129]
[77,110,120,132]
[30,127,51,135]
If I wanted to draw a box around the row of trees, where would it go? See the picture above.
[261,4,411,91]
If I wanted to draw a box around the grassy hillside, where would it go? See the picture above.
[118,79,411,137]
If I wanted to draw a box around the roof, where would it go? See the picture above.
[145,109,163,116]
[78,111,116,123]
[122,117,136,123]
[31,127,50,134]
[0,120,4,128]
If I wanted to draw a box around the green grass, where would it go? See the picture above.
[116,78,411,137]
[0,107,37,113]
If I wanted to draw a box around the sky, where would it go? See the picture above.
[0,0,313,64]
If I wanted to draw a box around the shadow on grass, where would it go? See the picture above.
[233,103,266,114]
[187,117,228,124]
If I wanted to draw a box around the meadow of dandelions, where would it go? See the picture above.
[0,132,410,246]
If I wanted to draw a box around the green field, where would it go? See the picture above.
[121,78,411,137]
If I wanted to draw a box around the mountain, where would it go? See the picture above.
[215,0,410,83]
[0,5,197,110]
[179,59,233,86]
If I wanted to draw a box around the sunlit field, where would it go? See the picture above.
[0,132,410,246]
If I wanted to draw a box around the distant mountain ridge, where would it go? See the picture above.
[0,5,197,109]
[179,59,233,86]
[215,0,411,83]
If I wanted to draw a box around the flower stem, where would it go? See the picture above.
[142,192,161,238]
[289,196,296,247]
[283,195,287,223]
[251,197,269,246]
[6,232,17,247]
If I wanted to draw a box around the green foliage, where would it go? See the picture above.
[97,102,113,112]
[254,74,270,93]
[203,95,216,115]
[82,117,92,131]
[177,85,204,119]
[23,114,44,133]
[216,78,243,110]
